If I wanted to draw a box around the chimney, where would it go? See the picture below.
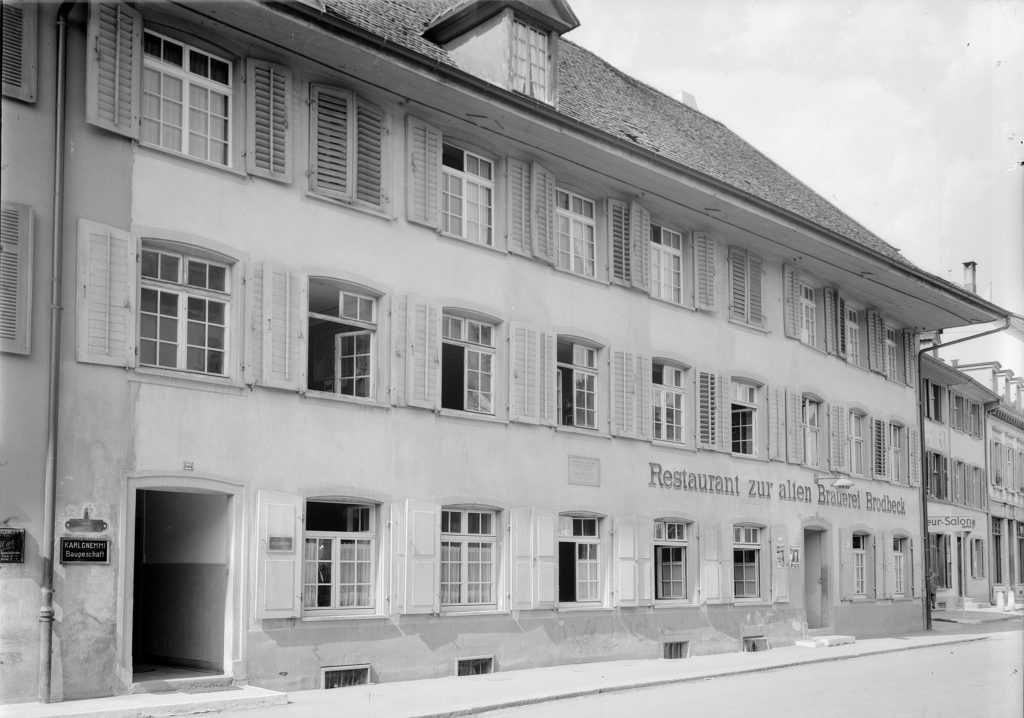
[962,261,977,293]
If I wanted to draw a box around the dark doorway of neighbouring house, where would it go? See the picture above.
[133,489,228,679]
[803,528,829,629]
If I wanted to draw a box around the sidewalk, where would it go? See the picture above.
[5,618,1020,718]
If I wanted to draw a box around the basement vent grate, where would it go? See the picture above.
[663,641,689,659]
[743,636,770,652]
[322,665,370,689]
[457,657,494,676]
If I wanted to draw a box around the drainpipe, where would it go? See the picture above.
[917,316,1011,631]
[39,1,76,704]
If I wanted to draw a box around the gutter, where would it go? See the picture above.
[39,0,76,704]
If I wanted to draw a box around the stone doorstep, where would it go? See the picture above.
[795,635,857,648]
[9,686,288,718]
[129,674,235,695]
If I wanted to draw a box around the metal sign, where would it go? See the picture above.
[60,538,110,564]
[0,528,26,563]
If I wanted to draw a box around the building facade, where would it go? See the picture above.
[0,0,1009,704]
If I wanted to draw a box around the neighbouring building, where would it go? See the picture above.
[0,0,1012,705]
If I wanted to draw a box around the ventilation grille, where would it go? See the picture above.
[322,665,370,689]
[663,641,689,659]
[457,657,494,676]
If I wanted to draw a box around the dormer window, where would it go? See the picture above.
[511,19,549,101]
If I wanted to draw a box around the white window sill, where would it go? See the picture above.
[732,600,771,607]
[305,190,393,222]
[440,608,508,617]
[729,451,767,463]
[728,317,769,335]
[139,142,247,179]
[304,390,390,410]
[301,612,387,622]
[438,408,506,425]
[438,230,503,255]
[555,425,610,439]
[650,295,696,312]
[653,600,698,609]
[651,439,695,452]
[553,265,605,286]
[129,367,246,395]
[555,604,612,613]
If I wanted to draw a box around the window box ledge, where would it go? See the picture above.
[138,142,248,180]
[438,408,507,425]
[554,605,613,613]
[439,608,509,618]
[727,318,769,335]
[651,439,696,453]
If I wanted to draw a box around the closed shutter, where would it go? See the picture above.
[538,330,558,426]
[909,539,919,598]
[510,507,534,610]
[614,517,638,607]
[2,0,37,103]
[402,500,439,615]
[509,323,539,423]
[636,516,653,604]
[390,295,408,406]
[635,355,652,441]
[786,390,804,464]
[903,330,917,387]
[768,386,785,460]
[697,370,718,449]
[872,418,888,479]
[629,201,651,292]
[406,297,441,410]
[405,114,442,228]
[243,262,263,386]
[716,375,731,453]
[693,232,716,311]
[505,158,532,256]
[866,309,884,374]
[256,489,303,620]
[0,203,32,354]
[908,427,921,487]
[770,524,789,602]
[881,531,894,598]
[836,293,847,358]
[354,101,385,208]
[534,510,557,608]
[76,219,136,367]
[309,85,351,201]
[782,264,798,338]
[823,288,837,355]
[700,521,720,602]
[86,2,142,138]
[607,199,630,286]
[246,59,292,181]
[728,247,747,323]
[610,347,637,437]
[747,253,763,326]
[261,264,305,391]
[839,528,854,600]
[829,403,848,472]
[530,162,556,264]
[719,523,734,602]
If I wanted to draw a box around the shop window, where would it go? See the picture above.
[510,18,549,102]
[731,381,759,455]
[558,516,602,603]
[650,223,686,305]
[802,397,822,468]
[652,363,686,443]
[848,410,866,476]
[307,278,377,398]
[440,508,497,607]
[555,189,596,278]
[893,537,907,595]
[442,144,494,246]
[654,520,688,600]
[441,314,495,414]
[732,525,762,599]
[303,500,376,613]
[557,338,598,429]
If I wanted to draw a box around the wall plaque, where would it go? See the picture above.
[568,455,600,487]
[0,528,25,563]
[60,538,109,564]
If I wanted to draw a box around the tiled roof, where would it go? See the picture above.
[324,0,913,266]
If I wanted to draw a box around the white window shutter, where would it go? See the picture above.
[86,2,142,138]
[255,489,303,620]
[406,114,442,229]
[697,370,718,449]
[782,264,799,338]
[402,500,439,615]
[700,521,721,603]
[747,253,763,327]
[728,247,747,323]
[866,309,883,374]
[908,427,921,487]
[767,386,785,461]
[719,523,735,602]
[510,507,534,611]
[635,354,652,441]
[903,330,917,387]
[1,203,33,354]
[629,201,651,292]
[693,232,716,311]
[538,330,558,426]
[636,516,653,604]
[607,199,630,286]
[243,262,264,386]
[716,375,731,453]
[2,0,37,103]
[530,162,556,264]
[836,293,847,358]
[610,346,637,437]
[505,158,532,257]
[823,287,837,355]
[872,418,887,479]
[354,100,385,208]
[508,323,540,424]
[614,517,638,607]
[261,263,305,391]
[534,510,557,608]
[785,389,804,464]
[246,59,292,181]
[406,296,441,410]
[838,529,854,600]
[881,530,895,598]
[390,295,408,406]
[309,85,352,201]
[76,219,136,367]
[770,524,789,602]
[829,403,848,472]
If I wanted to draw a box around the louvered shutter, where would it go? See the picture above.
[76,219,136,367]
[866,309,884,374]
[246,59,292,181]
[406,115,442,228]
[629,201,651,292]
[505,158,532,256]
[903,330,917,387]
[697,370,718,449]
[716,375,731,452]
[86,2,142,138]
[610,347,638,437]
[538,330,558,426]
[836,293,847,358]
[908,427,921,487]
[747,253,764,326]
[530,162,556,264]
[243,262,263,386]
[390,295,408,406]
[354,101,385,208]
[829,403,848,472]
[728,248,747,323]
[693,232,716,311]
[509,323,539,423]
[636,355,652,441]
[406,297,441,410]
[309,85,351,201]
[782,264,798,338]
[1,203,32,354]
[786,390,804,464]
[607,199,630,286]
[719,523,734,602]
[261,264,305,391]
[823,288,837,355]
[768,386,785,460]
[255,490,303,619]
[872,418,888,479]
[2,0,37,103]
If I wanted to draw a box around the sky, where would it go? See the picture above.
[564,0,1024,372]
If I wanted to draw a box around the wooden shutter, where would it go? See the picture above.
[872,418,888,479]
[406,114,442,228]
[786,390,804,464]
[770,524,789,602]
[881,531,894,599]
[607,199,630,286]
[747,253,763,326]
[2,0,37,103]
[261,264,305,391]
[246,59,292,182]
[728,248,747,323]
[768,386,785,460]
[909,539,920,598]
[390,295,408,406]
[823,288,837,355]
[86,2,142,138]
[406,297,441,410]
[538,330,558,426]
[505,158,532,257]
[636,355,652,441]
[839,528,854,600]
[510,507,534,610]
[782,264,798,338]
[509,323,539,423]
[697,370,718,449]
[530,162,556,264]
[534,510,557,608]
[836,293,847,358]
[866,309,884,374]
[908,427,921,487]
[636,516,653,604]
[700,521,720,602]
[829,403,848,472]
[354,100,385,208]
[256,489,303,619]
[716,375,731,453]
[614,517,638,607]
[719,523,734,602]
[402,500,439,615]
[693,232,716,311]
[629,201,651,292]
[76,219,136,367]
[1,203,32,354]
[903,330,917,387]
[309,85,351,201]
[610,347,637,437]
[243,262,264,386]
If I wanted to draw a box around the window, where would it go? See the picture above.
[139,246,229,375]
[927,452,949,500]
[888,424,905,484]
[307,278,377,398]
[441,314,495,414]
[650,224,684,304]
[992,520,1003,584]
[929,532,951,589]
[951,394,966,432]
[731,381,758,455]
[848,411,865,476]
[303,501,376,611]
[142,31,231,166]
[557,339,597,429]
[310,84,386,209]
[732,525,761,599]
[654,520,688,600]
[802,398,822,467]
[652,363,685,443]
[555,189,596,277]
[845,308,861,367]
[852,534,867,596]
[893,537,907,595]
[441,509,496,607]
[441,144,494,246]
[926,381,944,422]
[953,461,966,504]
[511,19,549,101]
[558,517,601,603]
[970,538,985,579]
[798,282,817,346]
[728,248,764,327]
[968,402,982,437]
[884,327,899,381]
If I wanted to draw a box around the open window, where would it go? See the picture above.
[558,515,604,604]
[440,508,499,609]
[730,381,760,456]
[441,313,496,415]
[441,143,494,246]
[652,362,686,444]
[732,525,764,600]
[307,278,378,399]
[557,338,600,430]
[654,519,694,602]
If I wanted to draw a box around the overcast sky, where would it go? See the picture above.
[565,0,1023,371]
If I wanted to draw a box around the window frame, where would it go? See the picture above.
[558,515,604,604]
[441,143,495,246]
[440,507,498,609]
[510,17,550,102]
[893,536,907,595]
[802,397,822,468]
[732,524,762,600]
[302,499,378,616]
[730,380,759,456]
[852,533,868,596]
[649,223,687,306]
[845,307,862,367]
[441,312,496,415]
[554,188,597,279]
[306,277,380,401]
[652,361,686,444]
[557,338,600,431]
[653,519,689,601]
[888,423,905,484]
[848,410,866,477]
[798,281,817,346]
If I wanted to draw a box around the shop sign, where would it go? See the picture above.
[0,528,26,563]
[60,537,109,564]
[928,516,976,531]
